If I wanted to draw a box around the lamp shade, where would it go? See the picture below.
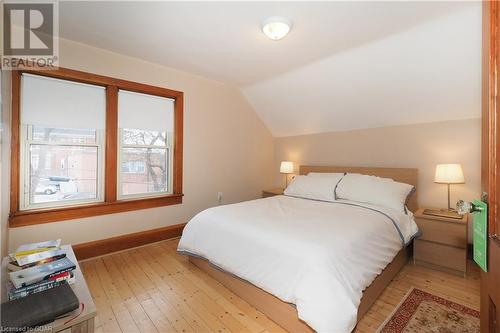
[280,161,294,174]
[434,164,465,184]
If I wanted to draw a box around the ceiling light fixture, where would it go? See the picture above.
[261,16,292,41]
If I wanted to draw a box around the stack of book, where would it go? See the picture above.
[6,240,76,301]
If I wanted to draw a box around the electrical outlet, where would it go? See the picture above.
[217,192,223,204]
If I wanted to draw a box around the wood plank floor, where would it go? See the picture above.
[81,238,480,333]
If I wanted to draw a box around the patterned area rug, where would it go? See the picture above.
[376,288,479,333]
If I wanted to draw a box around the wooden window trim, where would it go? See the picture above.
[9,67,184,227]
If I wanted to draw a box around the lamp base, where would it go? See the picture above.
[422,208,463,219]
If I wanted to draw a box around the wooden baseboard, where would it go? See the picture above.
[73,223,186,260]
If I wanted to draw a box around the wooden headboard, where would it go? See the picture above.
[299,166,419,212]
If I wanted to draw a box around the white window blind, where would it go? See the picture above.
[21,74,106,129]
[118,90,174,132]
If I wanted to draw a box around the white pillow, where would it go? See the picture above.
[284,174,343,202]
[335,173,414,213]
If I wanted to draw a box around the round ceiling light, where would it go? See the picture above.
[261,16,292,41]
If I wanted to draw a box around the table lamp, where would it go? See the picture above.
[280,161,294,188]
[434,163,465,211]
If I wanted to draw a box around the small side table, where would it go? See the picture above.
[2,245,97,332]
[413,208,468,276]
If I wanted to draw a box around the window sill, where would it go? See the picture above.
[9,194,183,228]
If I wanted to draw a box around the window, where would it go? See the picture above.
[26,128,101,207]
[19,74,105,210]
[10,68,183,227]
[118,90,174,198]
[121,160,146,174]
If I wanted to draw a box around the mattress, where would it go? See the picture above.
[178,195,419,332]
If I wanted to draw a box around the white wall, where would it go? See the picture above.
[275,118,481,211]
[8,39,275,250]
[5,41,482,251]
[244,4,481,137]
[0,70,11,258]
[275,118,482,242]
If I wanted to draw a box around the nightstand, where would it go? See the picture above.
[413,208,468,276]
[262,188,284,198]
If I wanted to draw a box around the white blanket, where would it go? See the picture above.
[178,195,419,333]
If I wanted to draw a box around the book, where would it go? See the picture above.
[15,239,61,253]
[1,284,79,329]
[8,270,74,291]
[8,252,67,271]
[12,248,56,258]
[49,270,71,281]
[6,272,75,301]
[12,248,66,268]
[9,257,76,289]
[11,239,61,259]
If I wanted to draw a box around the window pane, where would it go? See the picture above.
[121,160,146,174]
[29,145,98,205]
[120,148,168,196]
[32,126,97,144]
[118,90,174,199]
[122,128,167,146]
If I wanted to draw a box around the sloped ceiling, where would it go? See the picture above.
[59,1,482,137]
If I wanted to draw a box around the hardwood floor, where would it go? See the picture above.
[80,238,480,333]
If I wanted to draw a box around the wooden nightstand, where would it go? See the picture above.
[1,245,96,332]
[413,208,468,276]
[262,188,284,198]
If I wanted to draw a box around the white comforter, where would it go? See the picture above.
[178,195,418,333]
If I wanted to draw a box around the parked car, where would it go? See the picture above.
[35,182,58,195]
[35,176,73,195]
[48,176,71,182]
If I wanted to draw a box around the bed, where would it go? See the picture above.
[178,166,419,332]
